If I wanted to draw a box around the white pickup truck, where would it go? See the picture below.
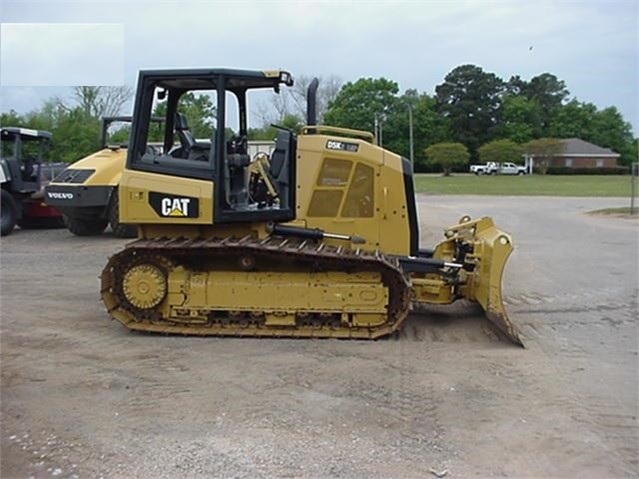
[497,162,528,175]
[470,161,527,175]
[470,161,498,175]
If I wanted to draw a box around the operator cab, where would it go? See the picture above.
[127,68,296,224]
[0,127,52,192]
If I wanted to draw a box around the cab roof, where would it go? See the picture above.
[1,127,52,140]
[138,68,293,90]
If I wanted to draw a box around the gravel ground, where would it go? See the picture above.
[1,195,637,478]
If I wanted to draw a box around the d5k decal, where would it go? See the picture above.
[149,192,199,218]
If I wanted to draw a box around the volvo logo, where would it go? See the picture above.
[47,191,74,200]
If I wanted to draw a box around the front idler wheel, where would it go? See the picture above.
[122,263,168,310]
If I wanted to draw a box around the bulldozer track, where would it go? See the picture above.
[101,235,412,339]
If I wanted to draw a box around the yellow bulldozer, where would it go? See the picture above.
[100,68,522,345]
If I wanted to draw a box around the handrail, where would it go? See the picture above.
[301,125,375,143]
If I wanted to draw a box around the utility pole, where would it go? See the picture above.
[408,105,414,165]
[375,112,386,148]
[631,162,638,215]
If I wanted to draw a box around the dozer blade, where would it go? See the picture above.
[444,216,524,347]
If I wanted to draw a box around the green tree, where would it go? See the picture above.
[524,138,562,174]
[590,107,636,167]
[152,92,216,139]
[478,139,523,165]
[247,113,304,142]
[323,77,400,133]
[50,108,100,162]
[434,64,505,157]
[508,73,569,134]
[247,125,277,141]
[383,91,451,171]
[7,100,101,163]
[506,75,528,96]
[525,73,569,133]
[0,109,24,127]
[548,101,635,167]
[548,99,597,139]
[280,114,304,132]
[424,142,469,176]
[2,86,132,163]
[501,95,542,143]
[1,111,27,156]
[109,125,132,145]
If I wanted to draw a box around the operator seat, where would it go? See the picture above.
[269,133,287,179]
[267,130,294,208]
[21,155,37,182]
[174,113,196,156]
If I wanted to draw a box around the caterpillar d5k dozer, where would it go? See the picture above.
[100,68,522,346]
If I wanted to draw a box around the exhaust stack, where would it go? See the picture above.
[306,78,319,126]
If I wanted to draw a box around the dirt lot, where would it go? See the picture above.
[1,196,637,478]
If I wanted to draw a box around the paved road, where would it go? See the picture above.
[1,195,637,478]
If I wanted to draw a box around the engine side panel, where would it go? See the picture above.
[119,169,214,224]
[296,134,413,257]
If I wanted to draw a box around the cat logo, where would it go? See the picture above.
[162,197,190,216]
[149,192,198,218]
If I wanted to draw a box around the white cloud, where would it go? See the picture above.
[0,23,124,86]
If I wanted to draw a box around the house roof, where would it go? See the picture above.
[559,138,619,157]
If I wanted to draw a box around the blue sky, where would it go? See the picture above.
[0,0,637,133]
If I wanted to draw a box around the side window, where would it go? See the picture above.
[341,163,374,218]
[308,159,374,218]
[317,158,352,186]
[138,88,217,169]
[21,140,40,160]
[0,134,13,157]
[308,158,352,218]
[225,91,239,141]
[308,190,344,217]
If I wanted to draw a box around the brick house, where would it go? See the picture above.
[524,138,620,172]
[552,138,620,168]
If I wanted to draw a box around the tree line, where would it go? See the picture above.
[1,86,132,163]
[320,65,636,171]
[1,65,636,171]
